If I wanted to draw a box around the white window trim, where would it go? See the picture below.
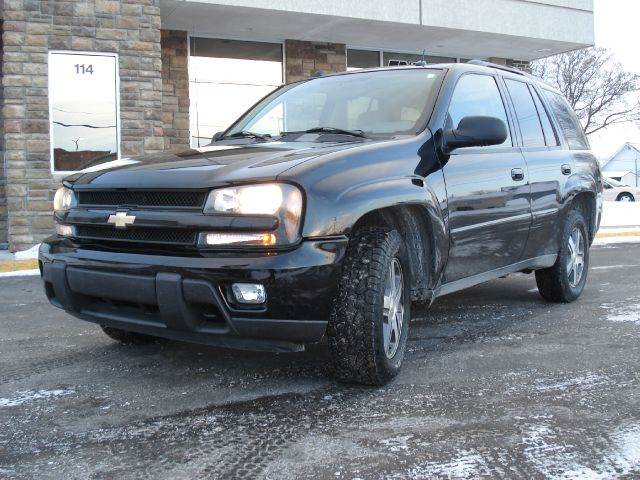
[187,34,286,148]
[48,50,121,175]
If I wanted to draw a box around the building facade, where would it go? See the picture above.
[0,0,595,251]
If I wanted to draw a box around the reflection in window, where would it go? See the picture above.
[543,90,589,150]
[49,52,120,172]
[189,38,283,147]
[230,69,442,137]
[347,49,380,71]
[504,79,545,148]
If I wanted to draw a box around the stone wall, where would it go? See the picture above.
[160,29,190,152]
[284,40,346,83]
[0,18,7,248]
[0,0,164,251]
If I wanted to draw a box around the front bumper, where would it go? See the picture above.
[39,237,347,352]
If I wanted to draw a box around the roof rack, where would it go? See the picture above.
[466,59,526,76]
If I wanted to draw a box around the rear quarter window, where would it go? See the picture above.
[543,90,589,150]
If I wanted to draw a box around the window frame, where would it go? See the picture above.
[502,77,547,149]
[442,72,517,153]
[187,34,286,148]
[48,50,121,175]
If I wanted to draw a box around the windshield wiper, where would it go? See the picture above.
[281,127,369,139]
[224,131,272,141]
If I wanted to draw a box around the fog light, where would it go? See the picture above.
[231,283,266,304]
[55,224,74,237]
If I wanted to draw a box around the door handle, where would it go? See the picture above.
[511,168,525,181]
[561,164,572,175]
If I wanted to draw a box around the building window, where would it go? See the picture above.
[347,49,381,70]
[48,51,120,173]
[189,37,283,147]
[383,51,456,66]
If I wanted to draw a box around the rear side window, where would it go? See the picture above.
[543,90,589,150]
[504,79,545,147]
[530,87,559,146]
[447,74,512,147]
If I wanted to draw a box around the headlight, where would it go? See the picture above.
[202,183,304,247]
[53,187,75,212]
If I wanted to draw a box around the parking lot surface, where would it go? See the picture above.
[1,242,640,479]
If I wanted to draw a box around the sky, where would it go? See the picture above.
[588,0,640,160]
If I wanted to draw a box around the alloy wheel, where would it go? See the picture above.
[567,227,585,288]
[383,258,404,359]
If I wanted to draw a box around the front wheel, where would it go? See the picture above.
[327,227,411,385]
[535,209,590,303]
[617,192,635,202]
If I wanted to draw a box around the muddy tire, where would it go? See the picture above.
[101,326,156,345]
[535,208,590,303]
[327,227,411,385]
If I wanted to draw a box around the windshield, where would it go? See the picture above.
[226,69,443,138]
[605,177,626,187]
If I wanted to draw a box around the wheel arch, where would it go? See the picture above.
[568,190,598,243]
[351,204,442,303]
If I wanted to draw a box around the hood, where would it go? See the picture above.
[66,141,374,190]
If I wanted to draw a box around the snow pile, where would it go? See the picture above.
[0,388,75,407]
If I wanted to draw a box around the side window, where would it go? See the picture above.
[543,90,589,150]
[530,87,559,146]
[447,74,511,147]
[504,79,545,148]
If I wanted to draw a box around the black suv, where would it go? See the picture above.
[40,61,602,385]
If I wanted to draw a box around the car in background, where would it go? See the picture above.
[603,177,639,202]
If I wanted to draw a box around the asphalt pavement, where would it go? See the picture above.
[1,242,640,479]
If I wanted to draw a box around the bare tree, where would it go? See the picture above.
[531,48,640,136]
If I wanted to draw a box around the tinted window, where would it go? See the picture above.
[447,74,511,146]
[504,79,545,147]
[543,90,589,150]
[530,87,559,146]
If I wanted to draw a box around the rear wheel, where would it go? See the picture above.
[617,192,635,202]
[535,208,589,303]
[101,326,157,345]
[327,227,411,385]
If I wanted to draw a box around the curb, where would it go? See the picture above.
[0,259,39,273]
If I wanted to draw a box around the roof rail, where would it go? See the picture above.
[467,59,526,76]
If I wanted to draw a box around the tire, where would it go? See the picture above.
[616,192,635,202]
[535,208,590,303]
[101,326,157,345]
[327,227,411,385]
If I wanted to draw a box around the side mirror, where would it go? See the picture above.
[211,131,225,142]
[443,116,507,153]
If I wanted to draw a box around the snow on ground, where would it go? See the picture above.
[601,299,640,325]
[0,389,75,408]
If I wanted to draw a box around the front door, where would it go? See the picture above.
[441,73,531,282]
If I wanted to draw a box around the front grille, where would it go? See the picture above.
[78,190,207,209]
[75,226,196,245]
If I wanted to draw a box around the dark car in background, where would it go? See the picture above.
[40,61,602,385]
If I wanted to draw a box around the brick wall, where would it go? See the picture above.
[0,0,164,251]
[285,40,346,83]
[160,29,190,152]
[0,18,7,248]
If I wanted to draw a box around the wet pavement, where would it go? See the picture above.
[1,242,640,479]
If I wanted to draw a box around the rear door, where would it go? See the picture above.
[441,73,532,282]
[502,78,566,259]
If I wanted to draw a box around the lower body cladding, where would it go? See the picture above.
[39,237,348,352]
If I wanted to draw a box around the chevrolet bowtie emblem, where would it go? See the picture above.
[107,211,136,229]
